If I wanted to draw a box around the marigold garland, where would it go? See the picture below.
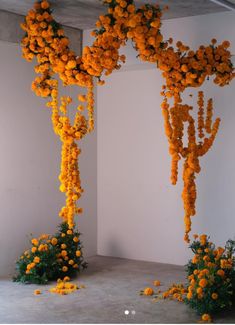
[21,0,234,239]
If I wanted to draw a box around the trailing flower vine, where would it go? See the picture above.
[21,0,234,240]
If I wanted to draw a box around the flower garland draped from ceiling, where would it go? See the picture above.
[21,0,234,242]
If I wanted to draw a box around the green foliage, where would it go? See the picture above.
[13,222,87,284]
[185,235,235,316]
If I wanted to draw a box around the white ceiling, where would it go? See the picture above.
[0,0,229,30]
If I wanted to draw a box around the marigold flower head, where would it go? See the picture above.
[201,314,211,322]
[51,238,58,246]
[199,278,207,288]
[41,1,50,10]
[211,293,218,300]
[76,250,81,257]
[143,287,154,296]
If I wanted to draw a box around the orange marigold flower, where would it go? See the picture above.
[199,279,207,288]
[153,280,161,287]
[143,287,154,296]
[51,238,58,246]
[76,250,81,257]
[31,238,39,246]
[201,314,211,322]
[41,1,50,10]
[33,256,40,264]
[211,293,218,300]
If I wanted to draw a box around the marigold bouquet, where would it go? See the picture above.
[14,222,87,284]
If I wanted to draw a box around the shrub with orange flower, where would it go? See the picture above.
[141,235,235,321]
[14,222,87,284]
[185,235,235,317]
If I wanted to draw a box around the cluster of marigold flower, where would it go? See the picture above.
[54,229,82,271]
[49,277,80,295]
[23,235,50,272]
[142,283,212,322]
[34,276,85,296]
[21,0,92,90]
[22,230,82,276]
[82,0,165,78]
[21,0,234,238]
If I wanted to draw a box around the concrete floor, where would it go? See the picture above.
[0,256,235,324]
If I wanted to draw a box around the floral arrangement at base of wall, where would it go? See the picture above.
[141,234,235,322]
[14,222,87,285]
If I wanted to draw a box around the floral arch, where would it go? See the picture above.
[20,0,234,243]
[13,0,235,319]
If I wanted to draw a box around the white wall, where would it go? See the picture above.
[92,11,235,265]
[0,40,97,277]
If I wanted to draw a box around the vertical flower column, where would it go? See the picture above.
[48,82,94,228]
[162,92,221,242]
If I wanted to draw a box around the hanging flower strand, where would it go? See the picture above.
[162,92,221,242]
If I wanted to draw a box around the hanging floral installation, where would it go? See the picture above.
[21,0,234,243]
[17,0,235,319]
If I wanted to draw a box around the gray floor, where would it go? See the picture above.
[0,256,235,324]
